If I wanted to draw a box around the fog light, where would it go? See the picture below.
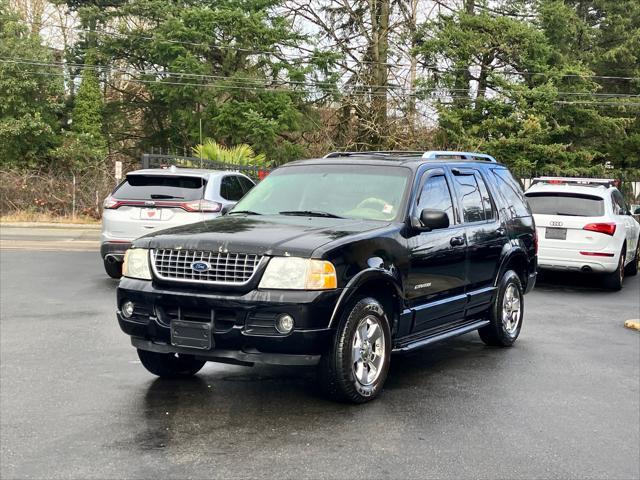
[276,314,294,334]
[121,301,135,318]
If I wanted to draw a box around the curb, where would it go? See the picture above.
[0,222,101,230]
[624,320,640,331]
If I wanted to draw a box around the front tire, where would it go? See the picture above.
[318,297,391,403]
[603,248,625,291]
[104,258,122,279]
[137,349,206,379]
[479,270,524,347]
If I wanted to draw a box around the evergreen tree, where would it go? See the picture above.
[0,0,63,168]
[70,62,105,151]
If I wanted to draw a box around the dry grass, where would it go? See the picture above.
[0,212,100,224]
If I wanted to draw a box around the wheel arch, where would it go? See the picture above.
[496,249,530,289]
[328,269,403,335]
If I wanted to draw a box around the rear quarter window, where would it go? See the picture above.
[491,168,531,217]
[113,175,205,201]
[524,192,604,217]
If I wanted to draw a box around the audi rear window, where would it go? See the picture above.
[525,192,604,216]
[113,175,206,201]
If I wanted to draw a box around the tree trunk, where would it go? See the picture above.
[369,0,390,147]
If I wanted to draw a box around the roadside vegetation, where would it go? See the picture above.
[0,0,639,219]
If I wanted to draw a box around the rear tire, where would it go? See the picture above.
[104,258,122,279]
[137,349,206,378]
[624,238,639,276]
[317,297,391,403]
[603,248,625,291]
[479,270,524,347]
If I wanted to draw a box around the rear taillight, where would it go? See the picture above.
[103,196,120,209]
[583,222,616,236]
[181,200,222,213]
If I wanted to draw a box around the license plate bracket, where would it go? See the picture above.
[171,320,213,350]
[545,227,567,240]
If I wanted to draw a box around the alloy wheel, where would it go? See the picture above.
[352,316,386,386]
[502,284,521,336]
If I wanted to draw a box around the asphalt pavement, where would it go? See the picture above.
[1,242,639,479]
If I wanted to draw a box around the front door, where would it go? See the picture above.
[406,168,467,333]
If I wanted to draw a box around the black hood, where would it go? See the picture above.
[133,214,391,257]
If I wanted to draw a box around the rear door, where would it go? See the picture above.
[407,168,467,333]
[450,167,504,316]
[612,189,639,260]
[106,174,206,240]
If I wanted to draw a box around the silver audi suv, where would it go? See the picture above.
[101,167,255,278]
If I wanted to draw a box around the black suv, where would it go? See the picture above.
[117,151,537,403]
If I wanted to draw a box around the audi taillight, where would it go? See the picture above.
[583,222,616,236]
[181,200,222,213]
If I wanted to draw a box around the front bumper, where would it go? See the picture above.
[101,241,132,260]
[117,278,340,363]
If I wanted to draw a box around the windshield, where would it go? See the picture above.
[231,164,411,221]
[114,175,206,201]
[525,192,604,216]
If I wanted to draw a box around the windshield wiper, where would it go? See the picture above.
[150,194,184,199]
[279,210,344,219]
[227,210,262,216]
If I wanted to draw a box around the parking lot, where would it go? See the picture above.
[1,235,639,479]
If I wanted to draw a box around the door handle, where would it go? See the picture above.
[450,236,465,247]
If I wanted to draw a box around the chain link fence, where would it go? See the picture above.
[0,169,120,219]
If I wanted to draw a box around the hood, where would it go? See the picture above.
[133,214,391,257]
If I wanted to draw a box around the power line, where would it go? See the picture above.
[10,65,640,108]
[25,20,640,81]
[3,58,640,99]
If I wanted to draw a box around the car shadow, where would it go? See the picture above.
[119,334,494,454]
[535,270,613,293]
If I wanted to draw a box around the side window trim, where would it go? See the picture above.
[412,167,457,228]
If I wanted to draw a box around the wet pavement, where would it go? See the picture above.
[1,250,639,479]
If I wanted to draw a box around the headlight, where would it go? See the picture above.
[122,248,152,280]
[259,257,337,290]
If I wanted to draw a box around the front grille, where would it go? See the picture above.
[151,249,263,285]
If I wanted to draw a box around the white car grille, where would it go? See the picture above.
[151,249,263,285]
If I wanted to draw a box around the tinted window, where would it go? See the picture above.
[417,174,454,225]
[114,175,205,201]
[492,169,530,217]
[231,164,410,221]
[476,173,495,220]
[525,193,604,216]
[220,176,244,201]
[612,190,627,214]
[237,176,255,195]
[453,174,484,223]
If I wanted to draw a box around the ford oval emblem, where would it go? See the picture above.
[191,261,211,272]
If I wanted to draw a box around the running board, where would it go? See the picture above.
[392,320,490,353]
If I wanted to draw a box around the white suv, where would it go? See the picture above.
[101,167,255,278]
[524,177,640,290]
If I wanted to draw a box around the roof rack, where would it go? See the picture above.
[421,151,497,162]
[531,176,619,188]
[322,151,424,158]
[322,150,497,162]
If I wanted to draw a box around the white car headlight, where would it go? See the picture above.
[122,248,152,280]
[259,257,337,290]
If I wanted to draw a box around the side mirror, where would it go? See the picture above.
[221,205,232,215]
[415,209,450,232]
